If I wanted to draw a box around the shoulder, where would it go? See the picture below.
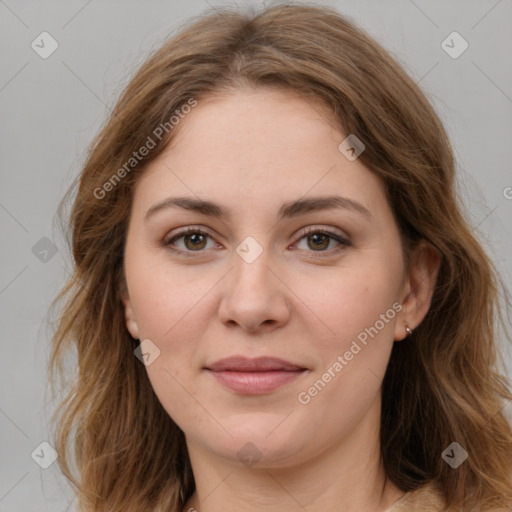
[386,483,511,512]
[385,482,446,512]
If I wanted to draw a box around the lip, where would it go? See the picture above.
[205,356,308,395]
[206,356,305,372]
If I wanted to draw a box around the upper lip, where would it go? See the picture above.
[206,356,306,372]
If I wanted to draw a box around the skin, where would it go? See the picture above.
[122,87,440,512]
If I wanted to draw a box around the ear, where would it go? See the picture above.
[120,285,140,340]
[394,239,441,341]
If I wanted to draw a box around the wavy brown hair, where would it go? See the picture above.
[49,3,512,511]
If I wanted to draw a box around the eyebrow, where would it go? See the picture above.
[145,194,372,223]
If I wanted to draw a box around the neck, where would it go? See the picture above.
[182,397,404,512]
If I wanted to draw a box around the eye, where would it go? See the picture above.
[163,227,217,254]
[163,226,351,256]
[293,227,351,255]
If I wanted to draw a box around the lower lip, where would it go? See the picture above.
[207,369,306,394]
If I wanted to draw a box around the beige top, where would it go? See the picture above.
[181,483,510,511]
[385,483,446,511]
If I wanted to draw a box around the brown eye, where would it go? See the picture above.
[306,232,330,251]
[182,232,207,250]
[163,226,350,258]
[295,227,351,255]
[164,228,214,253]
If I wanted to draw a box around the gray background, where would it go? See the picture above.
[1,0,511,510]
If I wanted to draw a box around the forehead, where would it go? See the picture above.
[167,86,339,158]
[133,87,390,224]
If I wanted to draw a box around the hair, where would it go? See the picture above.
[49,3,512,511]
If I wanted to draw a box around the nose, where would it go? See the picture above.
[217,247,292,334]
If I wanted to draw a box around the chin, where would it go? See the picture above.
[201,422,310,468]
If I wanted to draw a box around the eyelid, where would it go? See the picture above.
[300,225,350,242]
[293,226,351,256]
[162,225,212,244]
[162,226,217,255]
[163,225,351,256]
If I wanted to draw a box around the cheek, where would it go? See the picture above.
[129,247,401,373]
[293,261,401,412]
[126,246,216,341]
[293,277,399,439]
[297,262,400,346]
[125,237,402,437]
[130,280,212,430]
[125,253,218,421]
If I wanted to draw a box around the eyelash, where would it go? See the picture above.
[163,226,351,258]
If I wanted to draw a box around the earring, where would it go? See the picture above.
[405,324,413,336]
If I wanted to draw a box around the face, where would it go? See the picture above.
[122,87,415,468]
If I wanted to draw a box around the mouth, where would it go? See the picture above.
[204,356,308,395]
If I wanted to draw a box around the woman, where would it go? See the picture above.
[49,4,512,511]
